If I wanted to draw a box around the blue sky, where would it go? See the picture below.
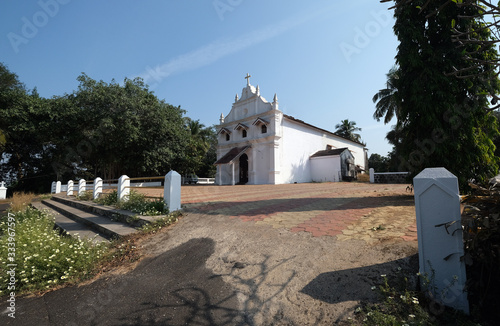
[1,0,398,156]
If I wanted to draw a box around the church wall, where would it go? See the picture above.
[281,118,366,183]
[310,156,342,182]
[250,143,271,184]
[281,120,321,183]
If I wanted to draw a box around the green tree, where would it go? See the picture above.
[392,0,500,189]
[373,65,401,124]
[180,119,217,177]
[334,119,363,143]
[67,74,190,180]
[368,153,390,172]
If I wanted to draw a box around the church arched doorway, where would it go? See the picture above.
[239,154,249,184]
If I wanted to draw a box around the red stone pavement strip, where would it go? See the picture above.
[290,196,386,237]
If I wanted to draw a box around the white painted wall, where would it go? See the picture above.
[281,117,366,184]
[310,156,341,182]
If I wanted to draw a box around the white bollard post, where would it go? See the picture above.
[0,182,7,200]
[117,175,130,202]
[55,181,61,194]
[67,180,74,196]
[78,179,86,197]
[164,171,181,212]
[369,168,375,183]
[94,177,102,200]
[414,167,469,314]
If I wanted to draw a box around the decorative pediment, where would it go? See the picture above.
[217,127,232,135]
[234,123,249,131]
[252,117,269,126]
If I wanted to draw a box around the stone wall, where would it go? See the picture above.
[373,172,409,184]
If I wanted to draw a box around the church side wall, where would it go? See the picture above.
[281,119,366,183]
[281,120,323,183]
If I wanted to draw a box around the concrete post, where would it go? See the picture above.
[231,163,235,186]
[67,180,74,196]
[78,179,86,196]
[164,171,181,212]
[55,181,61,194]
[0,182,6,200]
[117,175,130,202]
[51,181,56,194]
[414,167,469,314]
[93,177,102,200]
[369,168,375,183]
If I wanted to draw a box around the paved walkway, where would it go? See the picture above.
[179,182,417,244]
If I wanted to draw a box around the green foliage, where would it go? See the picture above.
[357,270,481,326]
[392,0,500,190]
[0,207,107,294]
[334,119,364,144]
[180,119,217,177]
[116,191,168,216]
[76,191,94,201]
[94,191,118,206]
[373,65,401,125]
[369,153,390,172]
[94,190,168,216]
[0,66,196,192]
[462,192,500,323]
[357,274,429,325]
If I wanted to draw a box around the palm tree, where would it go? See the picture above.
[334,119,362,143]
[372,65,401,124]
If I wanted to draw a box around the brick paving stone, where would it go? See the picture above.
[180,183,418,244]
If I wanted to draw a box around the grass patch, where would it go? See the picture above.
[0,207,108,295]
[354,268,483,326]
[9,192,37,213]
[139,211,182,234]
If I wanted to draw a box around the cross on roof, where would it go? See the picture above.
[245,73,251,86]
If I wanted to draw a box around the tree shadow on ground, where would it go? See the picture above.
[300,254,419,305]
[8,238,301,325]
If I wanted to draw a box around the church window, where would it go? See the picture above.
[261,124,267,133]
[242,129,247,138]
[226,133,230,141]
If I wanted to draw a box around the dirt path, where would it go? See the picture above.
[138,182,419,325]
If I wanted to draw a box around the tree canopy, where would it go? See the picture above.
[387,0,500,189]
[334,119,363,143]
[0,66,217,192]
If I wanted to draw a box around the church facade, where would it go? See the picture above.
[214,75,368,185]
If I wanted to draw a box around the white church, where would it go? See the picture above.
[214,74,368,185]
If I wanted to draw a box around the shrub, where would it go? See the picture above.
[462,193,500,323]
[9,192,36,213]
[76,191,94,201]
[94,190,118,206]
[117,191,168,216]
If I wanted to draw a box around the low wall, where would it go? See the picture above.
[372,172,409,184]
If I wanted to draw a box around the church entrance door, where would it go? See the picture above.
[239,154,249,184]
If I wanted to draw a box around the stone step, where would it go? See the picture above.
[51,194,159,227]
[31,201,110,243]
[40,198,137,239]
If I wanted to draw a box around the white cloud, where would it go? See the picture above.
[137,7,330,86]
